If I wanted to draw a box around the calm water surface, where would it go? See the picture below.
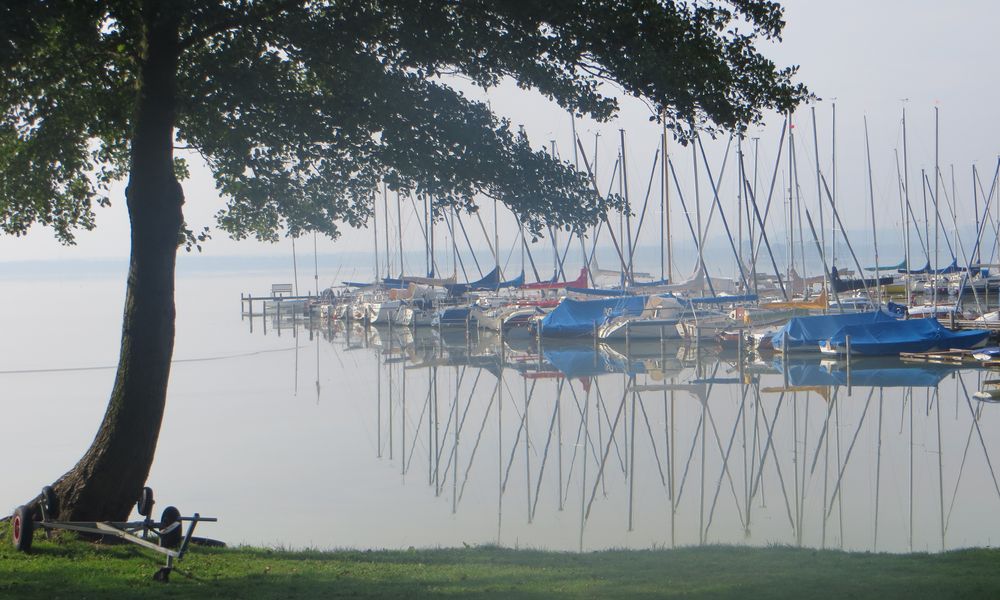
[3,267,1000,552]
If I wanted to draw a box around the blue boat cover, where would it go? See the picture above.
[344,279,408,289]
[540,296,648,337]
[866,259,908,272]
[825,317,989,355]
[905,258,961,275]
[771,311,897,353]
[631,278,671,288]
[565,287,634,296]
[445,268,524,295]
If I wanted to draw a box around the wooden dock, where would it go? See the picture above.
[900,348,1000,368]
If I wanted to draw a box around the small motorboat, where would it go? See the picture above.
[973,347,1000,362]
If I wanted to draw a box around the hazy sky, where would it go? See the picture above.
[2,0,998,263]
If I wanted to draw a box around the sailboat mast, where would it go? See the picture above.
[383,182,391,276]
[933,106,940,310]
[864,116,881,303]
[737,135,744,276]
[493,197,500,276]
[371,200,379,284]
[831,101,838,268]
[792,117,807,285]
[661,122,674,283]
[423,193,430,276]
[551,140,561,280]
[973,165,980,266]
[429,195,435,277]
[660,119,669,281]
[620,129,634,284]
[787,120,794,279]
[810,105,825,271]
[902,105,912,306]
[692,137,704,289]
[396,191,404,276]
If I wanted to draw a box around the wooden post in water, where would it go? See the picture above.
[845,334,852,396]
[782,331,789,389]
[277,301,282,337]
[593,322,599,367]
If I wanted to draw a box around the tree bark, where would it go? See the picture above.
[42,3,183,521]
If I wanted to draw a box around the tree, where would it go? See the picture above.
[1,0,805,520]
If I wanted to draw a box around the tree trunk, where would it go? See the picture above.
[42,4,183,521]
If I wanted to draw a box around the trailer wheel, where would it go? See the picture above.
[137,487,155,517]
[41,486,57,518]
[11,505,34,552]
[159,506,181,548]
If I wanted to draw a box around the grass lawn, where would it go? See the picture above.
[1,523,999,598]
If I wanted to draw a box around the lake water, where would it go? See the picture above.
[3,266,1000,552]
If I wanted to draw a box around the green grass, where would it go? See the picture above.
[1,523,999,599]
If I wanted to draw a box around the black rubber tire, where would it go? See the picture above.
[41,486,57,518]
[137,487,155,517]
[158,506,181,549]
[11,505,34,552]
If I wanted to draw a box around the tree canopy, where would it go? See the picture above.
[1,0,805,245]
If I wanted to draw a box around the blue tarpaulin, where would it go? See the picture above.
[445,268,524,295]
[825,317,989,355]
[905,258,962,275]
[771,311,898,353]
[565,287,634,296]
[540,296,648,337]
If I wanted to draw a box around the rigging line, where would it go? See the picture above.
[922,173,956,259]
[696,135,734,244]
[519,223,544,284]
[667,158,718,297]
[583,165,622,280]
[742,171,788,299]
[0,346,301,375]
[750,119,789,267]
[442,208,470,282]
[454,210,484,278]
[955,158,1000,300]
[697,135,750,292]
[576,136,632,278]
[409,194,444,277]
[627,146,661,265]
[895,150,929,260]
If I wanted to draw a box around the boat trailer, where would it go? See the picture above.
[10,486,217,582]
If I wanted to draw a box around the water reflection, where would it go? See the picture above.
[261,316,1000,553]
